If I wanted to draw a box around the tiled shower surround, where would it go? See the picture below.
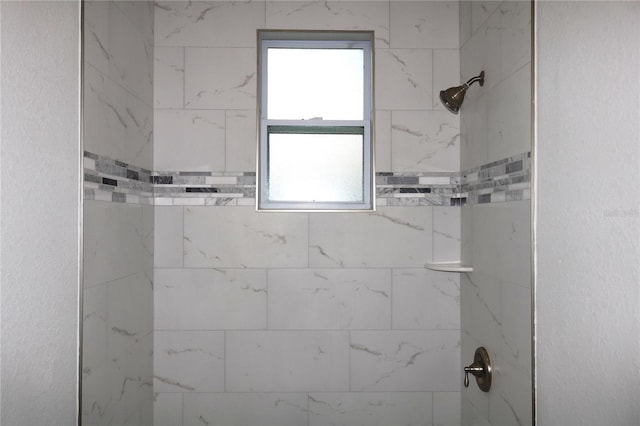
[82,1,532,425]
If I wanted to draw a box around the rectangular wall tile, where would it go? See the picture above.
[433,49,461,111]
[375,49,433,110]
[153,393,182,426]
[183,393,308,426]
[309,392,433,426]
[309,207,432,268]
[155,1,265,48]
[433,206,461,262]
[184,47,256,109]
[183,207,308,268]
[266,1,390,48]
[154,47,184,109]
[154,331,225,393]
[154,109,225,171]
[350,330,460,392]
[268,268,392,330]
[434,392,461,426]
[84,202,144,287]
[226,331,350,392]
[154,268,267,330]
[154,206,183,268]
[391,110,460,173]
[390,1,459,48]
[375,110,392,171]
[225,109,257,171]
[393,269,460,330]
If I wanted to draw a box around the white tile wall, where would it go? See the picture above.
[154,268,267,330]
[183,393,308,426]
[350,330,460,392]
[226,331,351,392]
[309,208,433,268]
[154,109,225,171]
[152,2,463,425]
[309,392,433,426]
[82,2,154,424]
[268,269,392,330]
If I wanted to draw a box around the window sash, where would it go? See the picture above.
[257,32,374,211]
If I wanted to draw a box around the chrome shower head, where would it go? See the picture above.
[440,71,485,114]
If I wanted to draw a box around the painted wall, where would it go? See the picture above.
[535,1,640,424]
[0,1,80,424]
[459,2,532,425]
[152,2,462,425]
[82,2,154,424]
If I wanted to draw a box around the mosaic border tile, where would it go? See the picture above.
[83,151,530,207]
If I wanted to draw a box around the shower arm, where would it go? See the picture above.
[465,71,485,88]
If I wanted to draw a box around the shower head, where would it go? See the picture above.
[439,71,485,114]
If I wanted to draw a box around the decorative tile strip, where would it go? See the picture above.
[460,151,531,205]
[83,151,530,207]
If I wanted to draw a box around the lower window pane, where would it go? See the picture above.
[268,133,364,203]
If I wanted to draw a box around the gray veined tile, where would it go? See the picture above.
[350,330,460,392]
[268,268,392,330]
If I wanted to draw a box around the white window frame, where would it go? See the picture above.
[257,30,375,211]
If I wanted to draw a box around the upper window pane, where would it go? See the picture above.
[267,48,364,120]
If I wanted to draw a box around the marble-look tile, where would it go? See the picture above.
[460,7,501,93]
[390,1,458,48]
[155,1,265,48]
[226,331,350,392]
[154,268,267,330]
[113,1,154,42]
[462,271,503,361]
[460,330,490,423]
[308,392,433,426]
[462,394,491,426]
[154,109,225,171]
[375,49,432,110]
[392,269,460,330]
[459,1,472,48]
[154,207,183,268]
[226,109,257,171]
[266,1,390,48]
[183,393,309,426]
[471,1,501,36]
[83,64,127,163]
[84,202,144,287]
[487,64,531,163]
[433,49,461,111]
[391,110,460,172]
[500,282,532,373]
[154,47,184,109]
[488,356,533,426]
[434,392,461,426]
[106,273,154,424]
[309,207,432,268]
[83,284,108,370]
[109,3,153,106]
[375,110,392,172]
[84,0,110,75]
[433,206,461,262]
[154,331,224,392]
[184,47,256,109]
[470,201,531,287]
[141,205,154,280]
[183,207,308,268]
[350,330,460,391]
[499,1,532,81]
[268,268,392,330]
[124,88,154,170]
[460,92,489,170]
[154,393,182,426]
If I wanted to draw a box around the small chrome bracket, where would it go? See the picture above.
[464,346,492,392]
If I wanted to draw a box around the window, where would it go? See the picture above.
[257,30,374,211]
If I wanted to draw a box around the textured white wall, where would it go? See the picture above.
[535,1,640,424]
[0,2,80,425]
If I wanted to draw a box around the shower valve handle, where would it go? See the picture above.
[463,347,492,392]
